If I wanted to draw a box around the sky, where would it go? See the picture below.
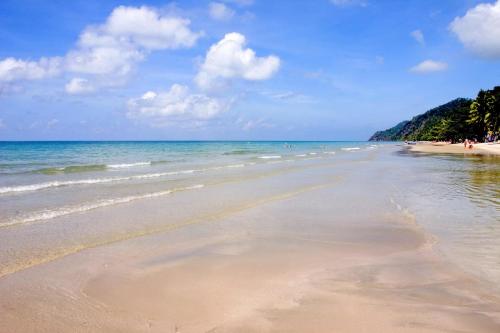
[0,0,499,140]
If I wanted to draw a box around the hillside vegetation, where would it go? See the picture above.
[370,86,500,142]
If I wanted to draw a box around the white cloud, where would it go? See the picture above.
[65,78,95,94]
[104,6,201,50]
[449,0,500,58]
[195,32,280,91]
[209,2,235,21]
[411,29,425,45]
[410,60,448,73]
[263,91,315,104]
[65,5,202,89]
[0,57,62,83]
[330,0,367,7]
[127,84,231,122]
[0,5,202,95]
[65,34,144,76]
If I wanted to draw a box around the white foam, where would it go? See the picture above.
[0,178,128,194]
[323,151,336,155]
[341,147,361,151]
[226,164,245,168]
[108,162,151,168]
[0,161,254,195]
[295,154,307,157]
[308,152,317,155]
[0,169,200,195]
[1,184,204,227]
[258,155,282,159]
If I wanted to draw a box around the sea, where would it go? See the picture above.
[0,141,498,286]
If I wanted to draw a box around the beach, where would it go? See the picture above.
[0,142,499,332]
[408,142,500,155]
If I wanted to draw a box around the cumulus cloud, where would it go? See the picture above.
[449,0,500,58]
[65,78,95,94]
[195,32,280,91]
[105,6,201,50]
[410,60,448,73]
[127,84,231,123]
[0,57,62,83]
[0,5,202,95]
[411,30,425,45]
[65,5,202,89]
[64,34,144,77]
[209,2,235,21]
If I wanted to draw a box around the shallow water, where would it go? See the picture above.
[392,149,500,285]
[0,141,498,287]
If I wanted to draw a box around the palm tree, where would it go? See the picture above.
[468,90,487,139]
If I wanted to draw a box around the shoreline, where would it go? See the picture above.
[1,145,499,332]
[406,142,500,156]
[2,184,500,332]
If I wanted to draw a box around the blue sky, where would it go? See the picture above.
[0,0,499,140]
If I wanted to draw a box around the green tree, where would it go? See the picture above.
[484,86,500,137]
[484,91,496,135]
[468,90,487,139]
[435,118,451,141]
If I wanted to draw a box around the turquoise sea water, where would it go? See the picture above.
[0,141,372,219]
[0,141,369,193]
[0,141,364,175]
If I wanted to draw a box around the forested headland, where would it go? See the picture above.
[369,86,500,142]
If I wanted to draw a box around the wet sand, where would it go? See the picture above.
[408,142,500,155]
[1,148,500,332]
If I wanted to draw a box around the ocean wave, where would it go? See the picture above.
[258,155,282,159]
[150,160,170,165]
[308,152,317,155]
[223,149,263,155]
[35,164,107,175]
[33,161,157,174]
[107,162,151,169]
[323,151,336,155]
[0,169,200,194]
[295,154,307,157]
[224,164,246,168]
[0,162,255,195]
[341,147,361,151]
[1,184,204,227]
[0,178,126,194]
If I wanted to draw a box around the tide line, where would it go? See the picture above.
[0,178,341,279]
[1,184,204,228]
